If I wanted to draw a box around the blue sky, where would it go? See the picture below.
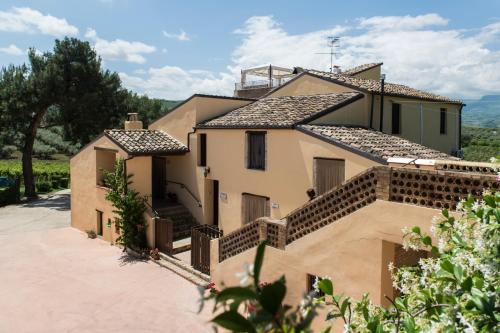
[1,0,499,99]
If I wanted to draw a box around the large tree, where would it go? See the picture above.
[0,38,127,198]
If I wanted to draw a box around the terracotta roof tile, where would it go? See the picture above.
[200,92,363,128]
[299,125,458,162]
[306,69,462,104]
[104,129,188,155]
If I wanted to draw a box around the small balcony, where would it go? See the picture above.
[234,65,296,98]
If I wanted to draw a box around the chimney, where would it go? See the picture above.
[124,113,143,130]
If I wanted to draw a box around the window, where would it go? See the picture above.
[440,108,447,134]
[246,132,266,170]
[391,103,401,135]
[313,158,345,195]
[242,193,270,224]
[96,210,103,236]
[306,274,325,296]
[95,148,116,186]
[198,133,207,166]
[393,243,428,297]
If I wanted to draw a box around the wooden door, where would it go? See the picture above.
[314,158,345,195]
[152,157,166,200]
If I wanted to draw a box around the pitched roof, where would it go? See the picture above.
[298,125,457,163]
[199,92,363,128]
[342,63,383,76]
[104,129,188,155]
[306,70,462,104]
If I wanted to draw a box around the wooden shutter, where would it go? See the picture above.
[314,158,345,195]
[391,103,401,134]
[440,108,447,134]
[247,132,266,170]
[242,193,270,224]
[198,134,207,166]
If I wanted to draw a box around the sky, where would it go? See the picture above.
[0,0,499,100]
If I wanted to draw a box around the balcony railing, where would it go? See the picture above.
[235,77,293,91]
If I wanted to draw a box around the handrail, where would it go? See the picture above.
[144,200,160,218]
[166,180,202,207]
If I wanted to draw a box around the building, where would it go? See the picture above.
[70,63,498,329]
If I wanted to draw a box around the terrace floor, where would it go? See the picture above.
[0,191,212,333]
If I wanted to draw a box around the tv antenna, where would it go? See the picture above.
[315,36,340,73]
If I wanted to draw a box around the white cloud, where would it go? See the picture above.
[162,30,190,41]
[358,13,448,31]
[120,66,234,99]
[121,14,500,99]
[85,28,155,64]
[0,44,24,56]
[0,7,78,37]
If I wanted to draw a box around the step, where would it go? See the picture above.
[125,247,210,287]
[158,252,211,285]
[172,237,191,254]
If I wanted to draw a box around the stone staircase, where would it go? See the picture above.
[155,202,199,249]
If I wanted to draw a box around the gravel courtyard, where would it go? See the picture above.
[0,191,212,333]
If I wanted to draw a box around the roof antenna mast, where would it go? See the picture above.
[316,36,340,73]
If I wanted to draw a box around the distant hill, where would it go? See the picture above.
[158,99,182,111]
[462,95,500,128]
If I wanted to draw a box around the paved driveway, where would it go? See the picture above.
[0,192,212,333]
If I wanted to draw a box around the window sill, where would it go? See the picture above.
[246,167,266,172]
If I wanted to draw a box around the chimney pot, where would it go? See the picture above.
[124,113,143,130]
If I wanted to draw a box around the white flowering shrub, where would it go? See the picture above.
[316,191,499,332]
[201,191,499,332]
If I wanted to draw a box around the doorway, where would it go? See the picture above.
[204,179,219,226]
[212,180,219,226]
[152,157,166,200]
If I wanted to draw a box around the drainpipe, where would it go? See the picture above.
[379,74,386,132]
[369,93,375,129]
[458,103,464,151]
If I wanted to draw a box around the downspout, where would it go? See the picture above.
[369,93,375,129]
[458,103,464,151]
[379,75,386,132]
[420,103,424,144]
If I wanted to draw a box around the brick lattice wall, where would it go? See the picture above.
[286,167,379,244]
[219,220,260,262]
[217,164,499,262]
[390,169,499,210]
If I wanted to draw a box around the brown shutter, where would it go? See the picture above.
[314,158,345,195]
[242,193,269,224]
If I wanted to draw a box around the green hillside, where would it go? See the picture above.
[462,95,500,128]
[462,126,500,162]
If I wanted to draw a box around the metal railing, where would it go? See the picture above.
[235,77,293,91]
[166,180,202,207]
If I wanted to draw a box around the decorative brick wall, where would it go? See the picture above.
[389,169,499,210]
[219,220,260,262]
[216,163,499,263]
[435,161,497,175]
[286,167,379,244]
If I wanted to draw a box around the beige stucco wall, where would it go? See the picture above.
[270,74,460,155]
[269,74,356,97]
[350,65,381,80]
[71,137,156,248]
[149,96,253,145]
[370,95,460,154]
[310,97,369,126]
[211,200,443,331]
[198,128,379,234]
[71,136,127,244]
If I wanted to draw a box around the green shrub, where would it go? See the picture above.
[33,142,57,159]
[59,177,69,188]
[35,181,52,193]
